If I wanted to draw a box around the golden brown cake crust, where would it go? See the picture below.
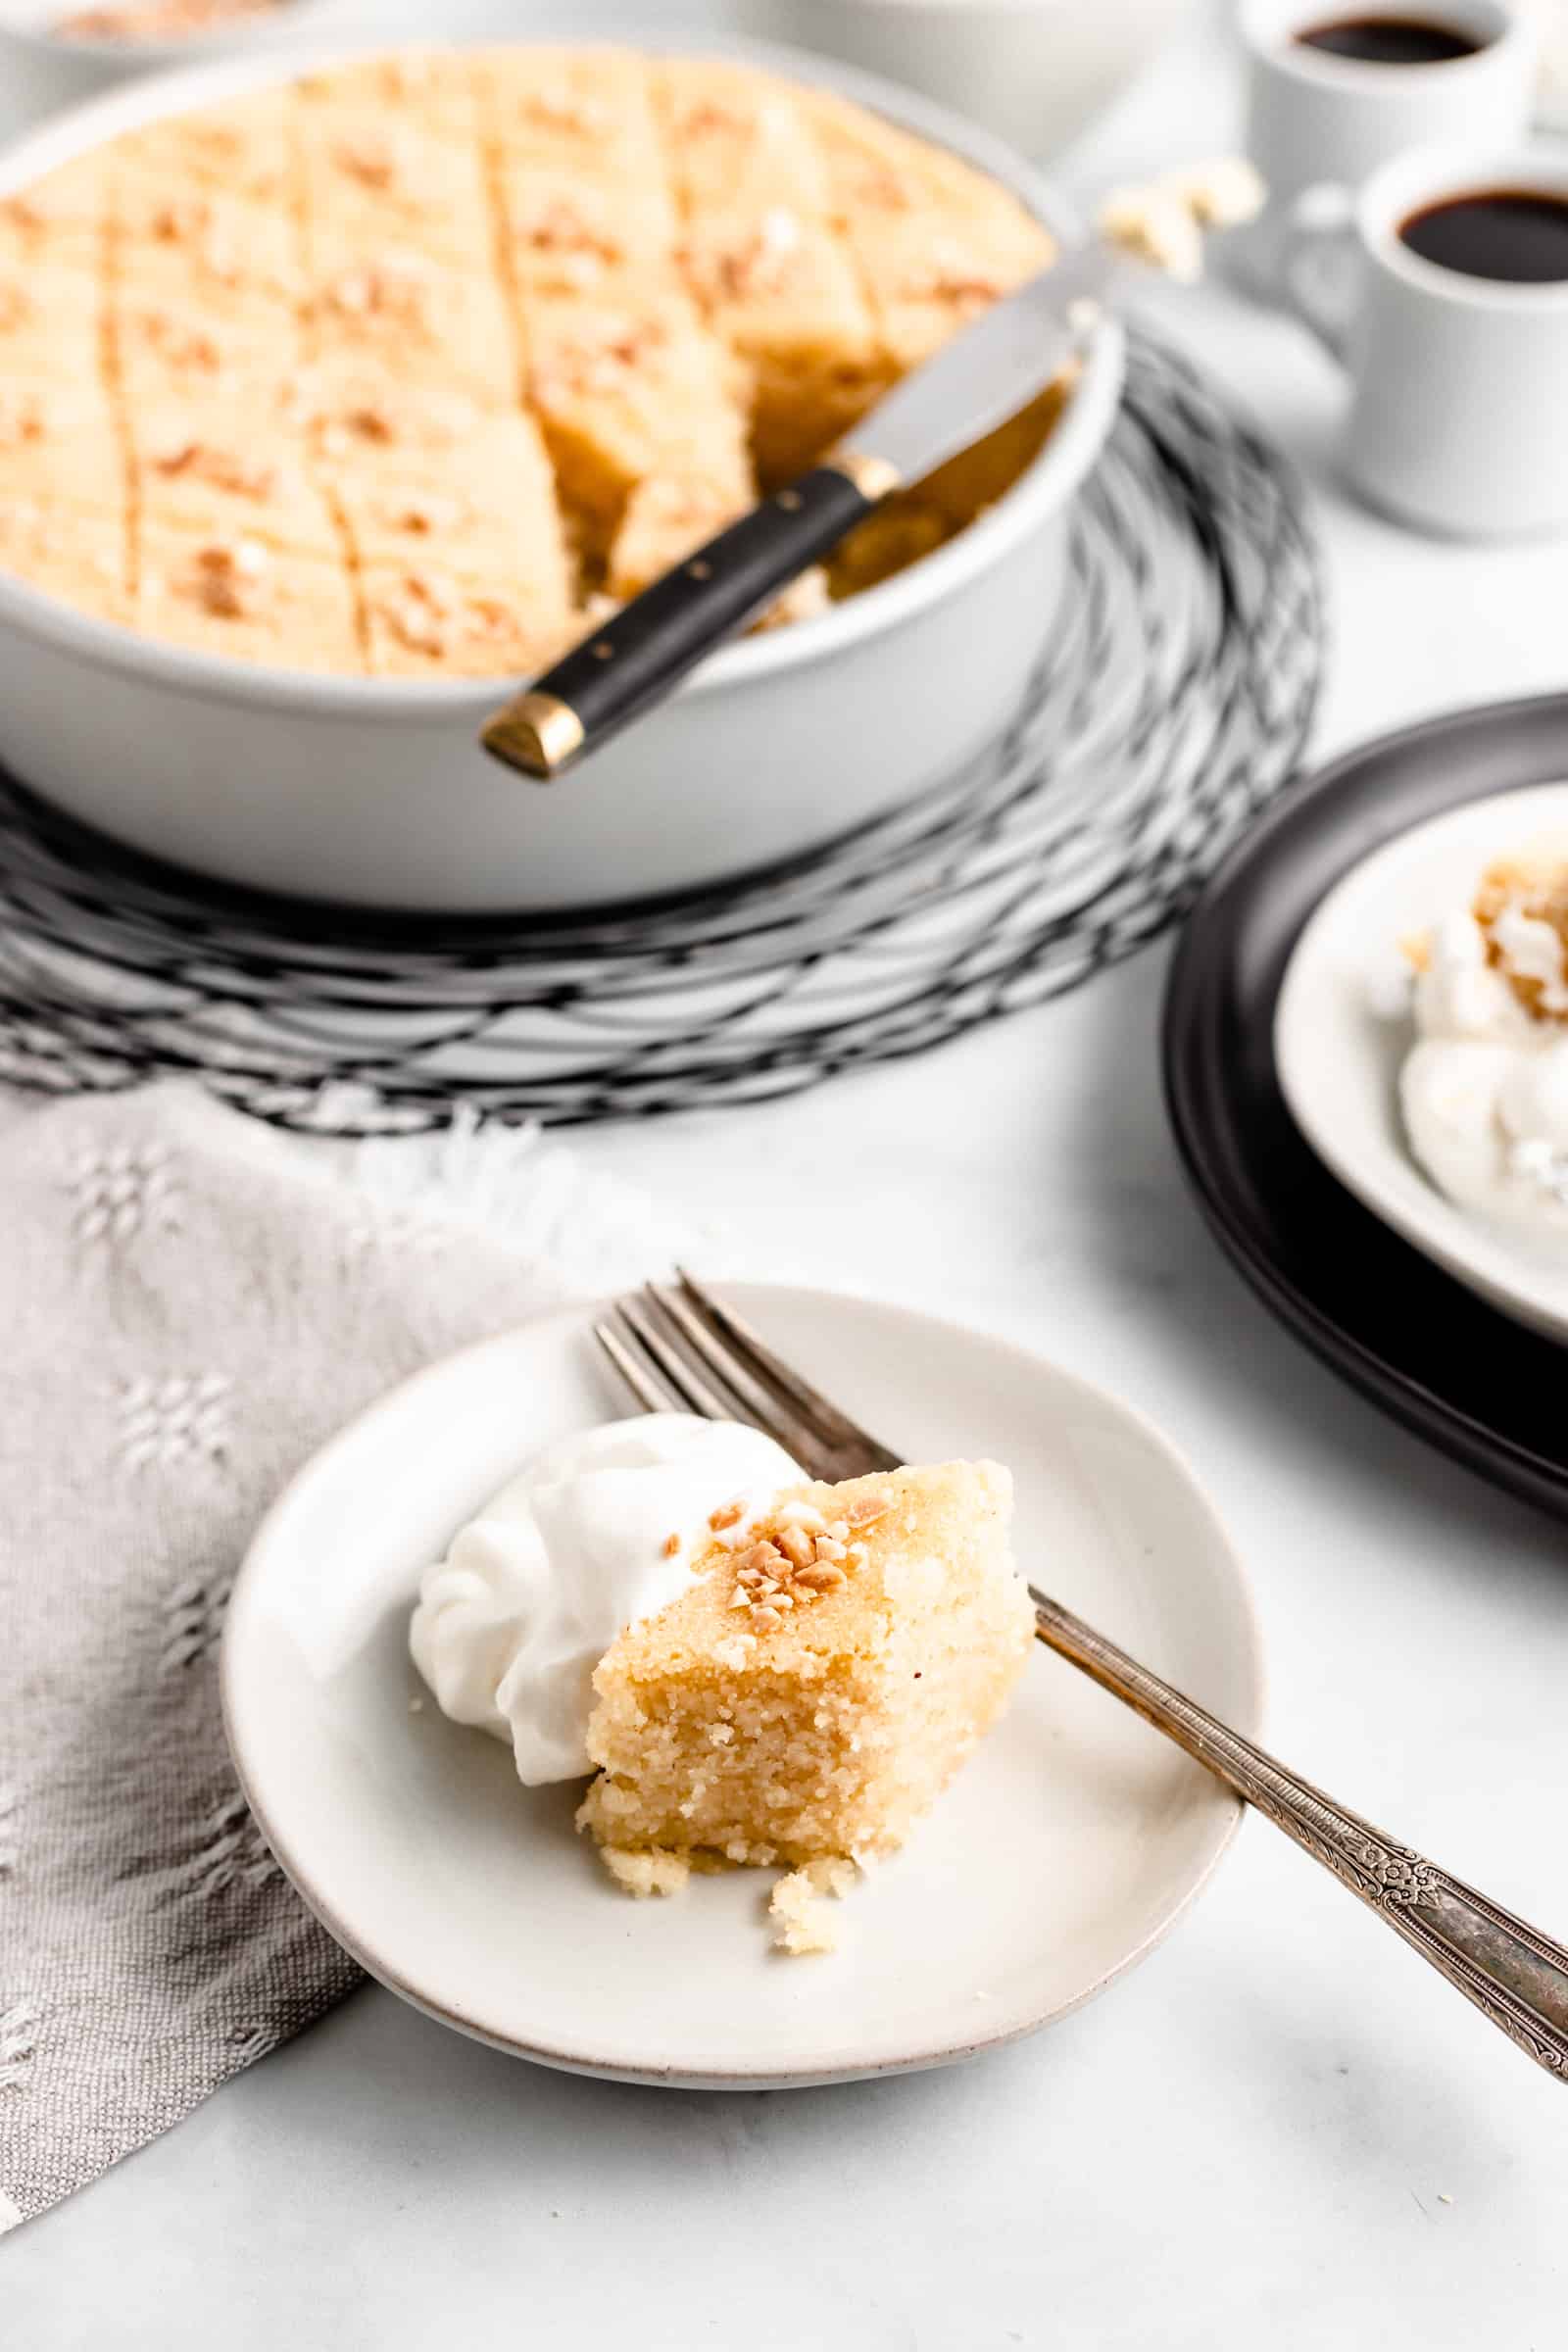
[0,48,1056,675]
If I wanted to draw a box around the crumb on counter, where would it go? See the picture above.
[769,1856,858,1955]
[1099,157,1265,284]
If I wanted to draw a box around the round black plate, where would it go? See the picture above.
[1162,691,1568,1521]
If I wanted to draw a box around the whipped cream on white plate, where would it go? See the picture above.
[1400,904,1568,1242]
[1274,785,1568,1346]
[410,1414,802,1784]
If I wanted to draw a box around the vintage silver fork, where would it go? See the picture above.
[596,1271,1568,2082]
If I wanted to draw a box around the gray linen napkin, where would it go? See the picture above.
[0,1083,686,2233]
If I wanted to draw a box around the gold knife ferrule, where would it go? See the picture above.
[480,689,586,782]
[822,448,902,502]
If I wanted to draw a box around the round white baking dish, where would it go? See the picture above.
[0,33,1124,913]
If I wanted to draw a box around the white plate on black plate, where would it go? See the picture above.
[1277,783,1568,1346]
[1163,691,1568,1520]
[221,1285,1261,2089]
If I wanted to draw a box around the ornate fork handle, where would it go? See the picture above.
[1031,1589,1568,2082]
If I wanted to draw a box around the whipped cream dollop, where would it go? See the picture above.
[1398,909,1568,1237]
[410,1414,803,1784]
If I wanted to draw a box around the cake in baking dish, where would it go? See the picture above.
[577,1459,1036,1945]
[0,47,1058,677]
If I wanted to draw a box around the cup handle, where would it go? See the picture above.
[1275,182,1362,367]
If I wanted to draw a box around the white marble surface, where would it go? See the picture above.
[9,11,1568,2345]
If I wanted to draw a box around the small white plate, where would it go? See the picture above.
[1276,783,1568,1346]
[222,1285,1262,2089]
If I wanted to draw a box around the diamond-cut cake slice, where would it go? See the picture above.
[578,1459,1033,1873]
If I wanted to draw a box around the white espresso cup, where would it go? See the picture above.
[1235,0,1536,288]
[1275,144,1568,537]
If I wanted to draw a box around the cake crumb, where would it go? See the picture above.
[600,1845,691,1899]
[768,1856,858,1955]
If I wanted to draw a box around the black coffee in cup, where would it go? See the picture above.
[1398,188,1568,282]
[1294,14,1486,62]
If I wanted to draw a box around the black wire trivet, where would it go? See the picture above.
[0,329,1322,1133]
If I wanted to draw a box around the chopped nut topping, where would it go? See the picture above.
[344,402,396,444]
[851,165,914,212]
[147,198,200,245]
[189,536,269,616]
[682,100,747,137]
[58,0,279,36]
[321,256,433,327]
[384,490,463,536]
[709,1499,745,1531]
[522,86,611,136]
[901,244,1004,309]
[846,1496,888,1528]
[693,205,803,302]
[377,571,518,658]
[777,1524,814,1570]
[132,309,223,372]
[533,317,662,399]
[312,382,476,459]
[730,1507,860,1619]
[3,192,53,234]
[334,133,399,190]
[0,281,38,333]
[0,393,47,448]
[150,438,276,500]
[752,1603,783,1630]
[518,198,620,265]
[379,569,450,653]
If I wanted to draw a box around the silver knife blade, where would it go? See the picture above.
[843,238,1124,489]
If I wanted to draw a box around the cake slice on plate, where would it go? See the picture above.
[578,1458,1034,1943]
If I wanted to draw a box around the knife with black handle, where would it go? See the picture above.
[480,238,1123,782]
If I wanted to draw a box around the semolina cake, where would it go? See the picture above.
[577,1459,1035,1877]
[0,46,1061,676]
[656,57,893,483]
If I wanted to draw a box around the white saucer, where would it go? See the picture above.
[1276,783,1568,1347]
[222,1285,1262,2089]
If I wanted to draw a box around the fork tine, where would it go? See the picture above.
[594,1320,683,1416]
[638,1283,817,1461]
[673,1267,901,1468]
[612,1298,737,1423]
